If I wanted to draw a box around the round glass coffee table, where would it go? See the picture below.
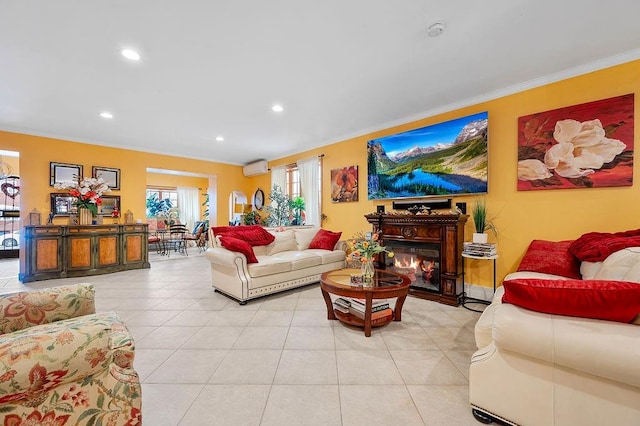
[320,268,411,337]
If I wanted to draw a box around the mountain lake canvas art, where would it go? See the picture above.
[367,111,488,200]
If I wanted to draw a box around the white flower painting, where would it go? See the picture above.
[517,94,634,190]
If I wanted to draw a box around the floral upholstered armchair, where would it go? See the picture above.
[0,284,141,425]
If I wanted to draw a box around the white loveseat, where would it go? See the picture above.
[206,226,346,304]
[470,246,640,425]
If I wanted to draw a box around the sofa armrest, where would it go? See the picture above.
[205,246,247,267]
[334,240,349,252]
[493,303,640,388]
[0,312,134,404]
[0,284,95,335]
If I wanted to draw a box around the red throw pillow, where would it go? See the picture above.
[502,278,640,323]
[212,225,275,246]
[309,229,342,250]
[219,236,258,263]
[517,240,581,279]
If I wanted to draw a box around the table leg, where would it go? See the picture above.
[320,288,336,320]
[364,294,372,337]
[394,294,408,321]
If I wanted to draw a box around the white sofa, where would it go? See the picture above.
[470,248,640,425]
[205,227,346,304]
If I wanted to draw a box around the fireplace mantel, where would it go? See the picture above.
[365,213,468,306]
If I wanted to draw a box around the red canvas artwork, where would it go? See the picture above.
[331,166,358,202]
[517,94,634,191]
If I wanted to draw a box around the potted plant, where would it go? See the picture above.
[471,199,497,243]
[291,196,305,225]
[243,210,263,225]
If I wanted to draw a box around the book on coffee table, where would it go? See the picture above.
[348,307,393,321]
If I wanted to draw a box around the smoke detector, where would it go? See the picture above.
[427,21,446,38]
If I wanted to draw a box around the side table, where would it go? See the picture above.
[460,253,498,313]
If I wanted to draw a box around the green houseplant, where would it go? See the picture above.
[291,196,305,225]
[146,193,172,218]
[471,198,497,243]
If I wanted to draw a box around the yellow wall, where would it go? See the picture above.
[0,131,252,228]
[261,59,640,287]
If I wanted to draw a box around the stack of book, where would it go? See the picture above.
[333,297,393,322]
[463,242,497,257]
[333,297,351,314]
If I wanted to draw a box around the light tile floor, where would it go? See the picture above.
[0,252,482,425]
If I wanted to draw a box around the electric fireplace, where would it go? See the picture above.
[365,213,468,306]
[383,240,440,293]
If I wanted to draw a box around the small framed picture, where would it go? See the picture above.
[50,162,83,186]
[92,166,121,190]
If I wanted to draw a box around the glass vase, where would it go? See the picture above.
[78,208,93,225]
[361,261,374,286]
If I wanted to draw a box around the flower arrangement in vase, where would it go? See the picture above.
[55,176,109,224]
[347,232,394,285]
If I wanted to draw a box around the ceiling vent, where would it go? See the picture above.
[242,160,269,177]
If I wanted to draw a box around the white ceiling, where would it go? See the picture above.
[1,1,640,166]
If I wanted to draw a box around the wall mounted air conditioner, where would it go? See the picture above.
[242,160,268,177]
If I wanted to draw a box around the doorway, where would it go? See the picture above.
[0,151,20,259]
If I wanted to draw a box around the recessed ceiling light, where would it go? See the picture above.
[216,136,224,142]
[427,21,446,38]
[121,49,141,61]
[272,104,284,112]
[99,112,113,119]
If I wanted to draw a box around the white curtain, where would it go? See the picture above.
[177,187,200,231]
[270,165,286,195]
[298,156,320,226]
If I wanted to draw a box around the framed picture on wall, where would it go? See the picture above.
[92,166,121,190]
[50,162,83,186]
[517,93,634,191]
[331,165,358,202]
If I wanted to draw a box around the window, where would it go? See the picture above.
[286,164,300,199]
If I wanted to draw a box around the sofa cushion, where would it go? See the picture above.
[265,230,298,255]
[569,228,640,262]
[252,245,268,256]
[220,236,258,263]
[294,227,320,250]
[517,240,581,279]
[272,251,322,270]
[0,312,130,400]
[0,284,96,334]
[212,225,275,246]
[248,256,292,277]
[306,248,346,265]
[502,278,640,323]
[309,229,342,250]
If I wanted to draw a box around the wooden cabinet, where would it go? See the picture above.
[20,225,150,282]
[67,225,120,272]
[23,226,64,281]
[121,224,149,268]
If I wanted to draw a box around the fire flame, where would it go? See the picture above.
[393,256,435,283]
